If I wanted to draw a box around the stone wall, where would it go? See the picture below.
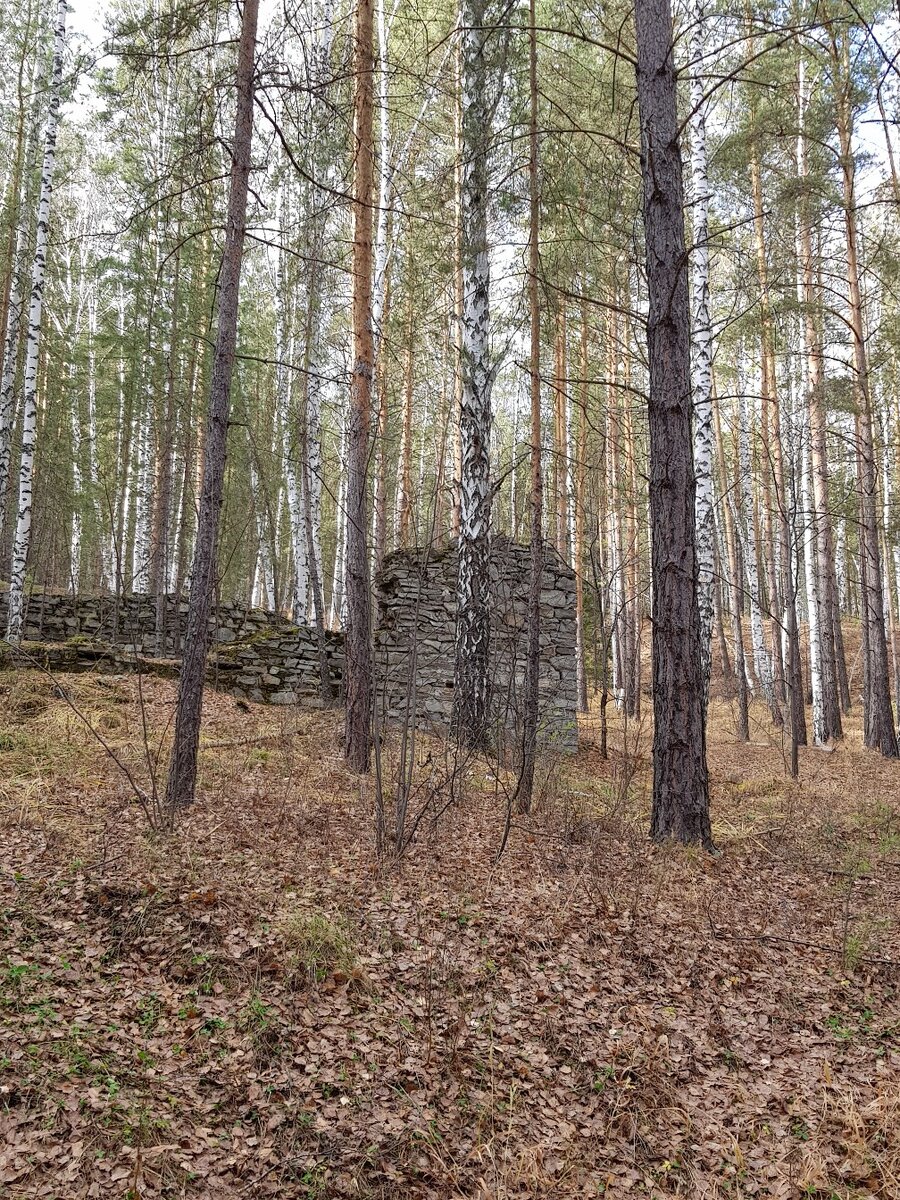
[0,592,343,705]
[0,592,282,655]
[374,539,578,750]
[2,547,579,737]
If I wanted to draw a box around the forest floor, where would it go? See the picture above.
[1,669,899,1199]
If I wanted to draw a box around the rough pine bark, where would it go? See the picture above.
[164,0,259,809]
[452,0,493,748]
[834,47,898,758]
[6,0,66,643]
[634,0,712,847]
[344,0,376,772]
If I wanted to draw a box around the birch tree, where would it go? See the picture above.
[453,0,495,748]
[688,0,716,705]
[6,0,66,644]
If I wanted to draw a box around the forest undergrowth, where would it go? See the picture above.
[1,670,899,1198]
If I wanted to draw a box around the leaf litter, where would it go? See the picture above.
[0,671,898,1198]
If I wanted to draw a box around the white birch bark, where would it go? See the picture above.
[114,284,130,592]
[329,404,348,628]
[132,395,154,592]
[0,74,43,532]
[688,0,716,702]
[305,358,324,589]
[453,0,494,742]
[836,517,848,612]
[796,237,826,742]
[70,367,83,593]
[250,461,275,609]
[275,178,308,621]
[6,0,67,643]
[737,364,773,702]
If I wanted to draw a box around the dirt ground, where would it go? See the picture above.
[1,668,899,1198]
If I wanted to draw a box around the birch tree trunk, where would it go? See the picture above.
[688,0,715,707]
[553,304,568,560]
[713,379,750,740]
[797,59,843,742]
[6,0,66,643]
[515,0,542,813]
[749,141,788,721]
[70,363,83,593]
[453,0,493,748]
[395,290,415,547]
[737,365,775,709]
[275,176,308,621]
[164,0,259,810]
[634,0,712,847]
[575,295,589,713]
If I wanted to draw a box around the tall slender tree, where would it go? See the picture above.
[515,0,542,812]
[344,0,376,772]
[688,0,716,706]
[164,0,260,809]
[634,0,712,847]
[453,0,494,748]
[6,0,66,644]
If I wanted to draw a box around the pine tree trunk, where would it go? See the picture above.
[834,45,898,757]
[164,0,259,809]
[634,0,712,847]
[344,0,376,772]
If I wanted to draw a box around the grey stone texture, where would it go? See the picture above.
[374,538,578,751]
[0,592,343,703]
[1,540,578,751]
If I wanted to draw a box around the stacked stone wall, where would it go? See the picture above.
[1,547,579,738]
[0,592,343,704]
[374,539,578,750]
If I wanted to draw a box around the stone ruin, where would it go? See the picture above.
[374,538,579,751]
[0,541,579,750]
[0,592,344,705]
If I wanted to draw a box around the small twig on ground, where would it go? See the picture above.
[705,900,900,969]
